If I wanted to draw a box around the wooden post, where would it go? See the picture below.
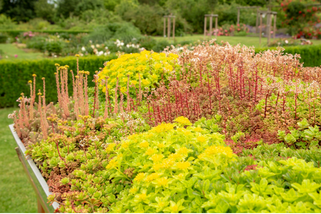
[173,17,175,40]
[237,8,240,25]
[204,16,207,37]
[215,16,218,37]
[209,16,213,37]
[259,13,262,47]
[273,14,276,38]
[163,17,166,37]
[168,17,170,39]
[267,13,271,46]
[256,8,259,34]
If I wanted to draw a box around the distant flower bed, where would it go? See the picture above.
[268,38,313,47]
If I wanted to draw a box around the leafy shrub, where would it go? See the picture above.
[0,33,7,43]
[45,40,65,56]
[98,50,179,94]
[0,55,117,108]
[26,36,47,51]
[0,14,17,29]
[83,22,142,44]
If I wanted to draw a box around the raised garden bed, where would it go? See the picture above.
[9,41,321,213]
[9,124,59,213]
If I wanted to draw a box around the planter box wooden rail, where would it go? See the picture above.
[9,124,59,213]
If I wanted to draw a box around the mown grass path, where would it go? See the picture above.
[0,44,43,61]
[0,108,37,213]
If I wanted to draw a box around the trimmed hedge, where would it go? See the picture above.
[255,45,321,67]
[0,55,117,108]
[0,30,91,38]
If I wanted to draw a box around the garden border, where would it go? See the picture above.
[9,124,59,213]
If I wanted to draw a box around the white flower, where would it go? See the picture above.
[105,47,109,50]
[81,46,86,51]
[285,40,288,44]
[96,44,100,48]
[91,45,95,49]
[97,51,104,56]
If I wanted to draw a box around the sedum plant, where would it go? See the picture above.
[98,50,180,94]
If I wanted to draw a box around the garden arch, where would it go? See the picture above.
[163,15,176,40]
[258,10,277,46]
[237,6,260,33]
[204,14,218,38]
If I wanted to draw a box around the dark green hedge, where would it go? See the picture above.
[255,45,321,67]
[0,30,91,38]
[0,55,117,108]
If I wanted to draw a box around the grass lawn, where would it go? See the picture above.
[0,108,37,213]
[0,43,44,61]
[152,34,321,47]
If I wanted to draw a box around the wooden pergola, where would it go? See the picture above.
[237,6,260,33]
[204,14,218,37]
[258,10,277,46]
[163,15,176,40]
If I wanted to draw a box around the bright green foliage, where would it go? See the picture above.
[98,51,179,95]
[0,55,117,108]
[277,119,321,149]
[101,118,321,213]
[105,118,236,212]
[242,143,321,166]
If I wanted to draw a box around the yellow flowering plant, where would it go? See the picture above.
[98,50,180,95]
[104,116,237,212]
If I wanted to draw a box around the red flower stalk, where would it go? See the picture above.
[94,73,99,111]
[42,77,46,115]
[74,75,79,118]
[104,77,109,119]
[138,74,142,104]
[264,91,269,118]
[28,80,34,120]
[38,90,47,139]
[114,78,119,114]
[55,70,62,107]
[126,75,130,112]
[21,93,29,128]
[120,93,124,114]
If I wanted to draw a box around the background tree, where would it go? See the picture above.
[34,0,56,22]
[104,0,120,11]
[0,0,37,22]
[56,0,104,18]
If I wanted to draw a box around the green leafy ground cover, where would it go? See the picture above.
[7,41,321,213]
[0,108,37,213]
